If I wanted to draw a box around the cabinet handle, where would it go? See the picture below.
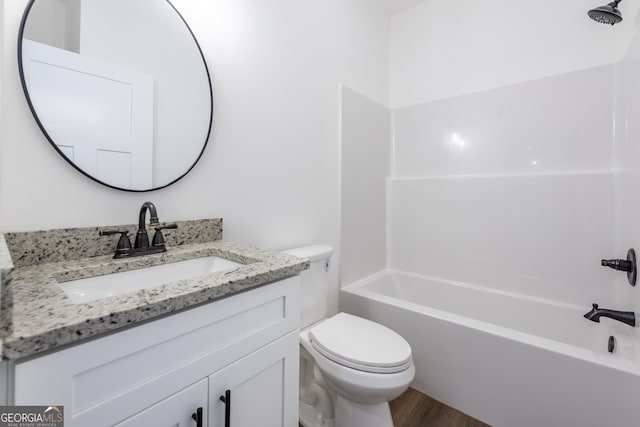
[219,390,231,427]
[191,407,203,427]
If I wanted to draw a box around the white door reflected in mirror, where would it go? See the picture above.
[19,0,212,191]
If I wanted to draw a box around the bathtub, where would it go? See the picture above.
[340,270,640,427]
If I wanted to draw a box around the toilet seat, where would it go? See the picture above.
[309,313,412,374]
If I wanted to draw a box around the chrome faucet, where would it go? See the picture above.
[584,304,636,327]
[100,201,177,259]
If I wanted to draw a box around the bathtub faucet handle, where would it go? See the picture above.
[601,258,633,272]
[601,249,637,286]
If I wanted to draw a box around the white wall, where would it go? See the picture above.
[340,87,389,286]
[21,0,67,50]
[0,0,4,358]
[0,0,390,314]
[379,0,425,16]
[390,0,640,107]
[0,0,8,230]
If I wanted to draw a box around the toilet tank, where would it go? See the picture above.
[282,245,333,329]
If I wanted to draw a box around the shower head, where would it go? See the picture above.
[588,0,623,25]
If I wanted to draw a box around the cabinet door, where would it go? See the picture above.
[114,378,208,427]
[209,331,299,427]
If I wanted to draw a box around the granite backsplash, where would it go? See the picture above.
[4,218,222,268]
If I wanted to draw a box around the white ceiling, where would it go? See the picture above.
[380,0,429,15]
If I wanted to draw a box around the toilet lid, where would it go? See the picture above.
[309,313,412,374]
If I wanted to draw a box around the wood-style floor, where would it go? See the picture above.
[300,387,490,427]
[390,388,491,427]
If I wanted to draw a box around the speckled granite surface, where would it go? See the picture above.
[5,218,222,268]
[0,221,309,361]
[0,234,14,347]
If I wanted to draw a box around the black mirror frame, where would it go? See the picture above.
[17,0,214,192]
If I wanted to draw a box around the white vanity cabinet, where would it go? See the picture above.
[12,277,300,427]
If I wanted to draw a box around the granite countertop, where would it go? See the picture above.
[0,221,309,361]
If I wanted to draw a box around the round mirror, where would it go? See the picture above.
[18,0,213,192]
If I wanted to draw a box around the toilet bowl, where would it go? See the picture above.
[283,246,415,427]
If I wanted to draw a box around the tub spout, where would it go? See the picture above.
[584,304,635,327]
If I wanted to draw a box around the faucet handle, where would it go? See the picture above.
[99,229,128,236]
[601,249,637,286]
[99,229,132,258]
[156,223,178,231]
[152,223,178,247]
[601,258,633,272]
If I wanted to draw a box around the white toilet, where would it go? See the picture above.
[283,245,415,427]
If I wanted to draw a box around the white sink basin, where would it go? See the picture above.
[59,256,242,304]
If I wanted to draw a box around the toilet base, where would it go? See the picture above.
[300,395,394,427]
[300,401,335,427]
[335,394,394,427]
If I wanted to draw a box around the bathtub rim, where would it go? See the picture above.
[341,269,640,377]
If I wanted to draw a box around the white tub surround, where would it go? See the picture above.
[391,65,615,178]
[388,172,615,308]
[387,64,619,309]
[340,87,390,286]
[341,271,640,427]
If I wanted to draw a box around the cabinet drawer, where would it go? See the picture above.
[14,276,299,427]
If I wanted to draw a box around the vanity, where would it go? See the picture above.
[0,218,308,427]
